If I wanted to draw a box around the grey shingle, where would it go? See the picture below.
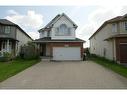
[0,19,16,25]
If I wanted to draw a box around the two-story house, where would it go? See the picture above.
[0,19,33,57]
[89,14,127,64]
[33,13,85,61]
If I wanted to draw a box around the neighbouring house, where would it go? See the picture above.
[0,19,33,57]
[89,14,127,64]
[33,13,85,61]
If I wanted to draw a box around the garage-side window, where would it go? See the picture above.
[5,26,11,34]
[124,22,127,31]
[112,23,117,32]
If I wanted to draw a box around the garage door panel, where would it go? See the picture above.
[53,47,81,60]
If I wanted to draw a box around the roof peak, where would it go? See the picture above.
[39,13,77,32]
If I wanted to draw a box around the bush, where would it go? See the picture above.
[19,42,39,60]
[0,52,12,62]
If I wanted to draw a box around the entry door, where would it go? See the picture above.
[53,47,81,60]
[119,43,127,63]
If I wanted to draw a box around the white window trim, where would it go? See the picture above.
[124,22,127,31]
[5,26,11,34]
[112,23,117,32]
[55,24,71,36]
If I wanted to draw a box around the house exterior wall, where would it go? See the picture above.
[90,24,116,60]
[16,28,32,54]
[51,16,76,39]
[90,21,127,61]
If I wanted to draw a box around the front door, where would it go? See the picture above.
[119,43,127,63]
[40,44,46,56]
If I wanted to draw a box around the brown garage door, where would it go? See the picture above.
[120,43,127,63]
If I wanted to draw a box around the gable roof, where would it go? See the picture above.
[0,19,16,25]
[0,19,33,40]
[39,13,78,32]
[89,14,127,40]
[33,37,85,43]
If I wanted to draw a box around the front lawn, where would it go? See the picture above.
[0,59,40,82]
[91,55,127,78]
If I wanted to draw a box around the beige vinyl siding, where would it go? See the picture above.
[51,16,75,39]
[119,21,127,34]
[90,24,116,60]
[16,28,32,54]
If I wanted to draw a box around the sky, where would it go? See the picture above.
[0,6,127,47]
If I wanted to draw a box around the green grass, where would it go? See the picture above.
[91,55,127,78]
[0,58,40,82]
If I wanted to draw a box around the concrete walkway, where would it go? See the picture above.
[0,61,127,89]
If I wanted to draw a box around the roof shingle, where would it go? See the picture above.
[89,14,127,39]
[33,37,85,43]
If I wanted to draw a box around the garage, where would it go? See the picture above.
[53,47,81,61]
[119,43,127,63]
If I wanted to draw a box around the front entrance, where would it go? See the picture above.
[40,44,46,56]
[119,43,127,63]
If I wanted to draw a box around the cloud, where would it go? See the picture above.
[7,10,18,15]
[27,31,39,40]
[5,10,43,39]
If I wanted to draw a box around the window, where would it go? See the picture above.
[124,22,127,31]
[47,31,50,37]
[67,28,71,35]
[5,26,11,34]
[56,24,70,36]
[112,23,117,32]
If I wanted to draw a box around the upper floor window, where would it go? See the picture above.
[56,24,70,36]
[124,22,127,31]
[5,26,11,34]
[112,23,117,32]
[41,31,45,35]
[47,31,50,37]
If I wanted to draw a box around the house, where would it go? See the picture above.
[89,14,127,64]
[0,19,33,57]
[33,13,85,61]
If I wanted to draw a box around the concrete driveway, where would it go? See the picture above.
[0,61,127,89]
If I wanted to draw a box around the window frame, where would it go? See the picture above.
[112,23,117,32]
[124,22,127,31]
[4,26,11,34]
[55,24,71,36]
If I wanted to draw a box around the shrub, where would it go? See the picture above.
[0,52,12,62]
[19,42,39,60]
